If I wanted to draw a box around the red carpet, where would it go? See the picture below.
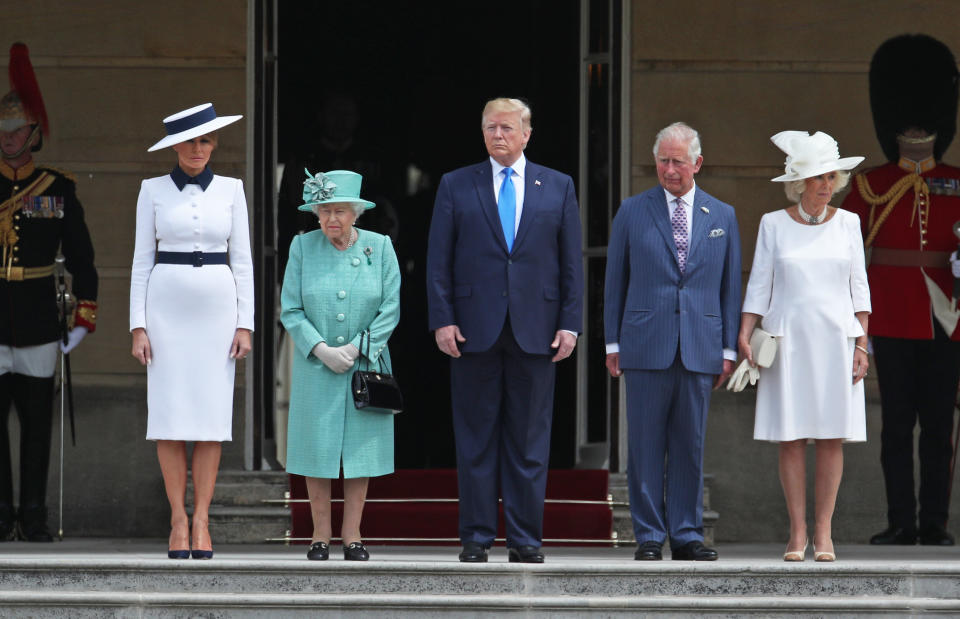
[289,469,612,546]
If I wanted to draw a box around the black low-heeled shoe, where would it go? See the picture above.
[307,541,330,561]
[343,541,369,561]
[191,549,214,560]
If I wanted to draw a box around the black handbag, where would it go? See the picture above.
[351,332,403,414]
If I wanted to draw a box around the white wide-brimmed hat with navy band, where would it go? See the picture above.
[147,103,242,152]
[770,130,864,182]
[298,169,376,211]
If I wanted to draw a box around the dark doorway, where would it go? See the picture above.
[276,0,581,468]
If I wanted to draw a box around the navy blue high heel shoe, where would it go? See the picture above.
[191,549,214,560]
[168,549,190,559]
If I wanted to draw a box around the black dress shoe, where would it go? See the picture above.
[458,542,488,563]
[191,549,214,560]
[869,526,917,545]
[343,541,370,561]
[671,540,718,561]
[167,549,190,559]
[507,545,544,563]
[634,540,663,561]
[919,524,955,546]
[307,541,329,560]
[17,506,52,543]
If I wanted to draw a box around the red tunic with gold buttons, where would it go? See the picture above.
[842,158,960,340]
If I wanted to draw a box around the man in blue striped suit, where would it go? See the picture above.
[604,122,741,561]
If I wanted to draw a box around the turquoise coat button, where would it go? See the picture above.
[336,313,345,321]
[337,290,347,299]
[351,257,360,266]
[336,336,345,343]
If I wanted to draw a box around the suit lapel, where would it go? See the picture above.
[650,189,679,266]
[687,190,711,262]
[512,162,542,251]
[472,163,509,252]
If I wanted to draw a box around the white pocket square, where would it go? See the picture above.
[708,228,725,238]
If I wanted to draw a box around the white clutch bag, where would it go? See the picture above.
[750,327,777,368]
[726,328,778,392]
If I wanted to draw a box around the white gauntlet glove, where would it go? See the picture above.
[312,342,358,373]
[951,251,960,278]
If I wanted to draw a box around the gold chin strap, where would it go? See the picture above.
[858,172,929,248]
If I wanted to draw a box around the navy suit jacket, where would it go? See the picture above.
[603,185,741,374]
[426,159,583,355]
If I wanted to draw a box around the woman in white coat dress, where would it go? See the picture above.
[739,131,870,563]
[130,104,253,559]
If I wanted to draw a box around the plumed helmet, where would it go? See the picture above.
[0,43,48,136]
[869,34,959,162]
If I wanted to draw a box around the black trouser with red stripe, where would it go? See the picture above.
[873,321,960,531]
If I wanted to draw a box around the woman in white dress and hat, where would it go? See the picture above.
[739,131,870,562]
[130,103,253,559]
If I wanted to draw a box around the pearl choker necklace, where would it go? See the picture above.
[797,204,826,225]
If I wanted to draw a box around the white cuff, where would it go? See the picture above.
[606,343,619,354]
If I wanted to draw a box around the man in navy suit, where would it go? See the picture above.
[604,122,741,561]
[426,98,583,563]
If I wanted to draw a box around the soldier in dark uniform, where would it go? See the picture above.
[0,43,97,541]
[842,34,960,546]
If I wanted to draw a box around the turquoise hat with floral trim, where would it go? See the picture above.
[298,169,376,211]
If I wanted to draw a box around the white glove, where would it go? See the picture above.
[951,251,960,278]
[312,342,359,373]
[60,326,88,354]
[726,359,759,392]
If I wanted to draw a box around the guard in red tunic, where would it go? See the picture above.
[0,44,97,541]
[842,34,960,546]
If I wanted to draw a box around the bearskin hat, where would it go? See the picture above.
[870,34,959,162]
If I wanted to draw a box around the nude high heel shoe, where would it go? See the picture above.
[813,541,836,562]
[783,538,807,562]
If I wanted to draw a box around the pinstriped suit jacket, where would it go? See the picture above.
[603,185,741,374]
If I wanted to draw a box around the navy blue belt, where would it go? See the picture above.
[156,251,228,267]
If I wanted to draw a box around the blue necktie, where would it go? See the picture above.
[498,167,516,251]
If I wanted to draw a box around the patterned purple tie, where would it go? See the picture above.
[671,197,688,272]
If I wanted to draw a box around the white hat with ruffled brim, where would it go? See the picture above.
[770,130,864,182]
[147,103,242,152]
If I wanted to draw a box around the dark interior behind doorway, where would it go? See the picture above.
[277,1,581,468]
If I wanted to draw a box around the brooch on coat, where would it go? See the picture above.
[363,246,373,265]
[708,228,725,238]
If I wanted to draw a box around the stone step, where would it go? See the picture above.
[206,505,290,543]
[0,592,956,617]
[1,545,957,616]
[186,470,288,507]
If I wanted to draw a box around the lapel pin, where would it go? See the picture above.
[700,206,709,214]
[535,180,541,186]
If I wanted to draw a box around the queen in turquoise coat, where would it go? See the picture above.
[280,169,400,561]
